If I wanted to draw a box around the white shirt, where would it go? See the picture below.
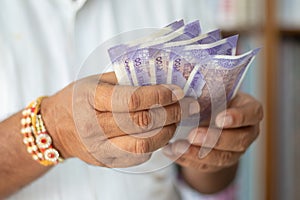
[0,0,232,199]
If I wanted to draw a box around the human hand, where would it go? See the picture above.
[40,72,198,168]
[163,92,263,172]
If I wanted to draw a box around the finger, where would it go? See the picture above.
[163,140,241,168]
[188,125,260,152]
[99,72,118,85]
[215,100,263,128]
[97,99,199,138]
[109,124,177,154]
[94,84,184,112]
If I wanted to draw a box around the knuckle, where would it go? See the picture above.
[178,156,187,164]
[132,110,151,128]
[238,126,259,151]
[238,133,250,152]
[232,108,245,126]
[197,163,208,171]
[218,151,233,166]
[165,124,177,138]
[156,86,171,105]
[257,104,264,121]
[135,139,150,154]
[129,92,141,110]
[156,88,163,105]
[196,163,220,173]
[172,104,181,122]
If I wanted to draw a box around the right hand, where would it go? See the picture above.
[40,72,197,168]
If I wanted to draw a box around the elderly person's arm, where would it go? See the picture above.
[0,72,186,198]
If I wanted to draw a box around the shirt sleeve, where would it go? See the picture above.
[175,175,237,200]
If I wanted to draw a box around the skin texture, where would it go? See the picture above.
[0,72,263,198]
[163,92,263,193]
[40,72,194,167]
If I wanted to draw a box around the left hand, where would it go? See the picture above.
[163,92,263,172]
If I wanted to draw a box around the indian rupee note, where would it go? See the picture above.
[127,20,202,86]
[148,29,222,84]
[108,20,184,85]
[165,35,239,90]
[185,48,260,120]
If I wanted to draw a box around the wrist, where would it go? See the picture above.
[40,95,103,166]
[40,96,72,159]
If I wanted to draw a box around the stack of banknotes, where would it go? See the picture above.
[108,19,259,120]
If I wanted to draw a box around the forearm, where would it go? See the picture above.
[0,111,51,198]
[180,163,238,194]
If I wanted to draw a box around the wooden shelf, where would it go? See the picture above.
[265,0,280,199]
[218,3,300,200]
[279,29,300,37]
[222,27,300,38]
[221,27,263,37]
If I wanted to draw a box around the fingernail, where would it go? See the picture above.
[174,142,189,156]
[162,146,174,156]
[171,88,184,101]
[189,101,200,115]
[216,114,233,127]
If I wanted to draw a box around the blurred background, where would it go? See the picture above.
[2,0,298,199]
[187,0,300,200]
[192,0,300,200]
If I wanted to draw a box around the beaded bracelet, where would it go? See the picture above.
[21,97,63,166]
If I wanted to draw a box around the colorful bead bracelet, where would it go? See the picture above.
[21,97,63,166]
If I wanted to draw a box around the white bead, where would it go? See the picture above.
[26,117,31,124]
[37,153,43,158]
[23,138,28,144]
[27,147,32,153]
[32,155,38,160]
[21,118,26,125]
[26,127,32,133]
[31,145,37,151]
[27,137,34,142]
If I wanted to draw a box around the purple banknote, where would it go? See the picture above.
[127,20,202,86]
[185,48,260,120]
[149,29,222,84]
[108,20,184,85]
[166,35,238,90]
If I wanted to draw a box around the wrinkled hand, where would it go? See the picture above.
[163,92,263,172]
[40,72,197,168]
